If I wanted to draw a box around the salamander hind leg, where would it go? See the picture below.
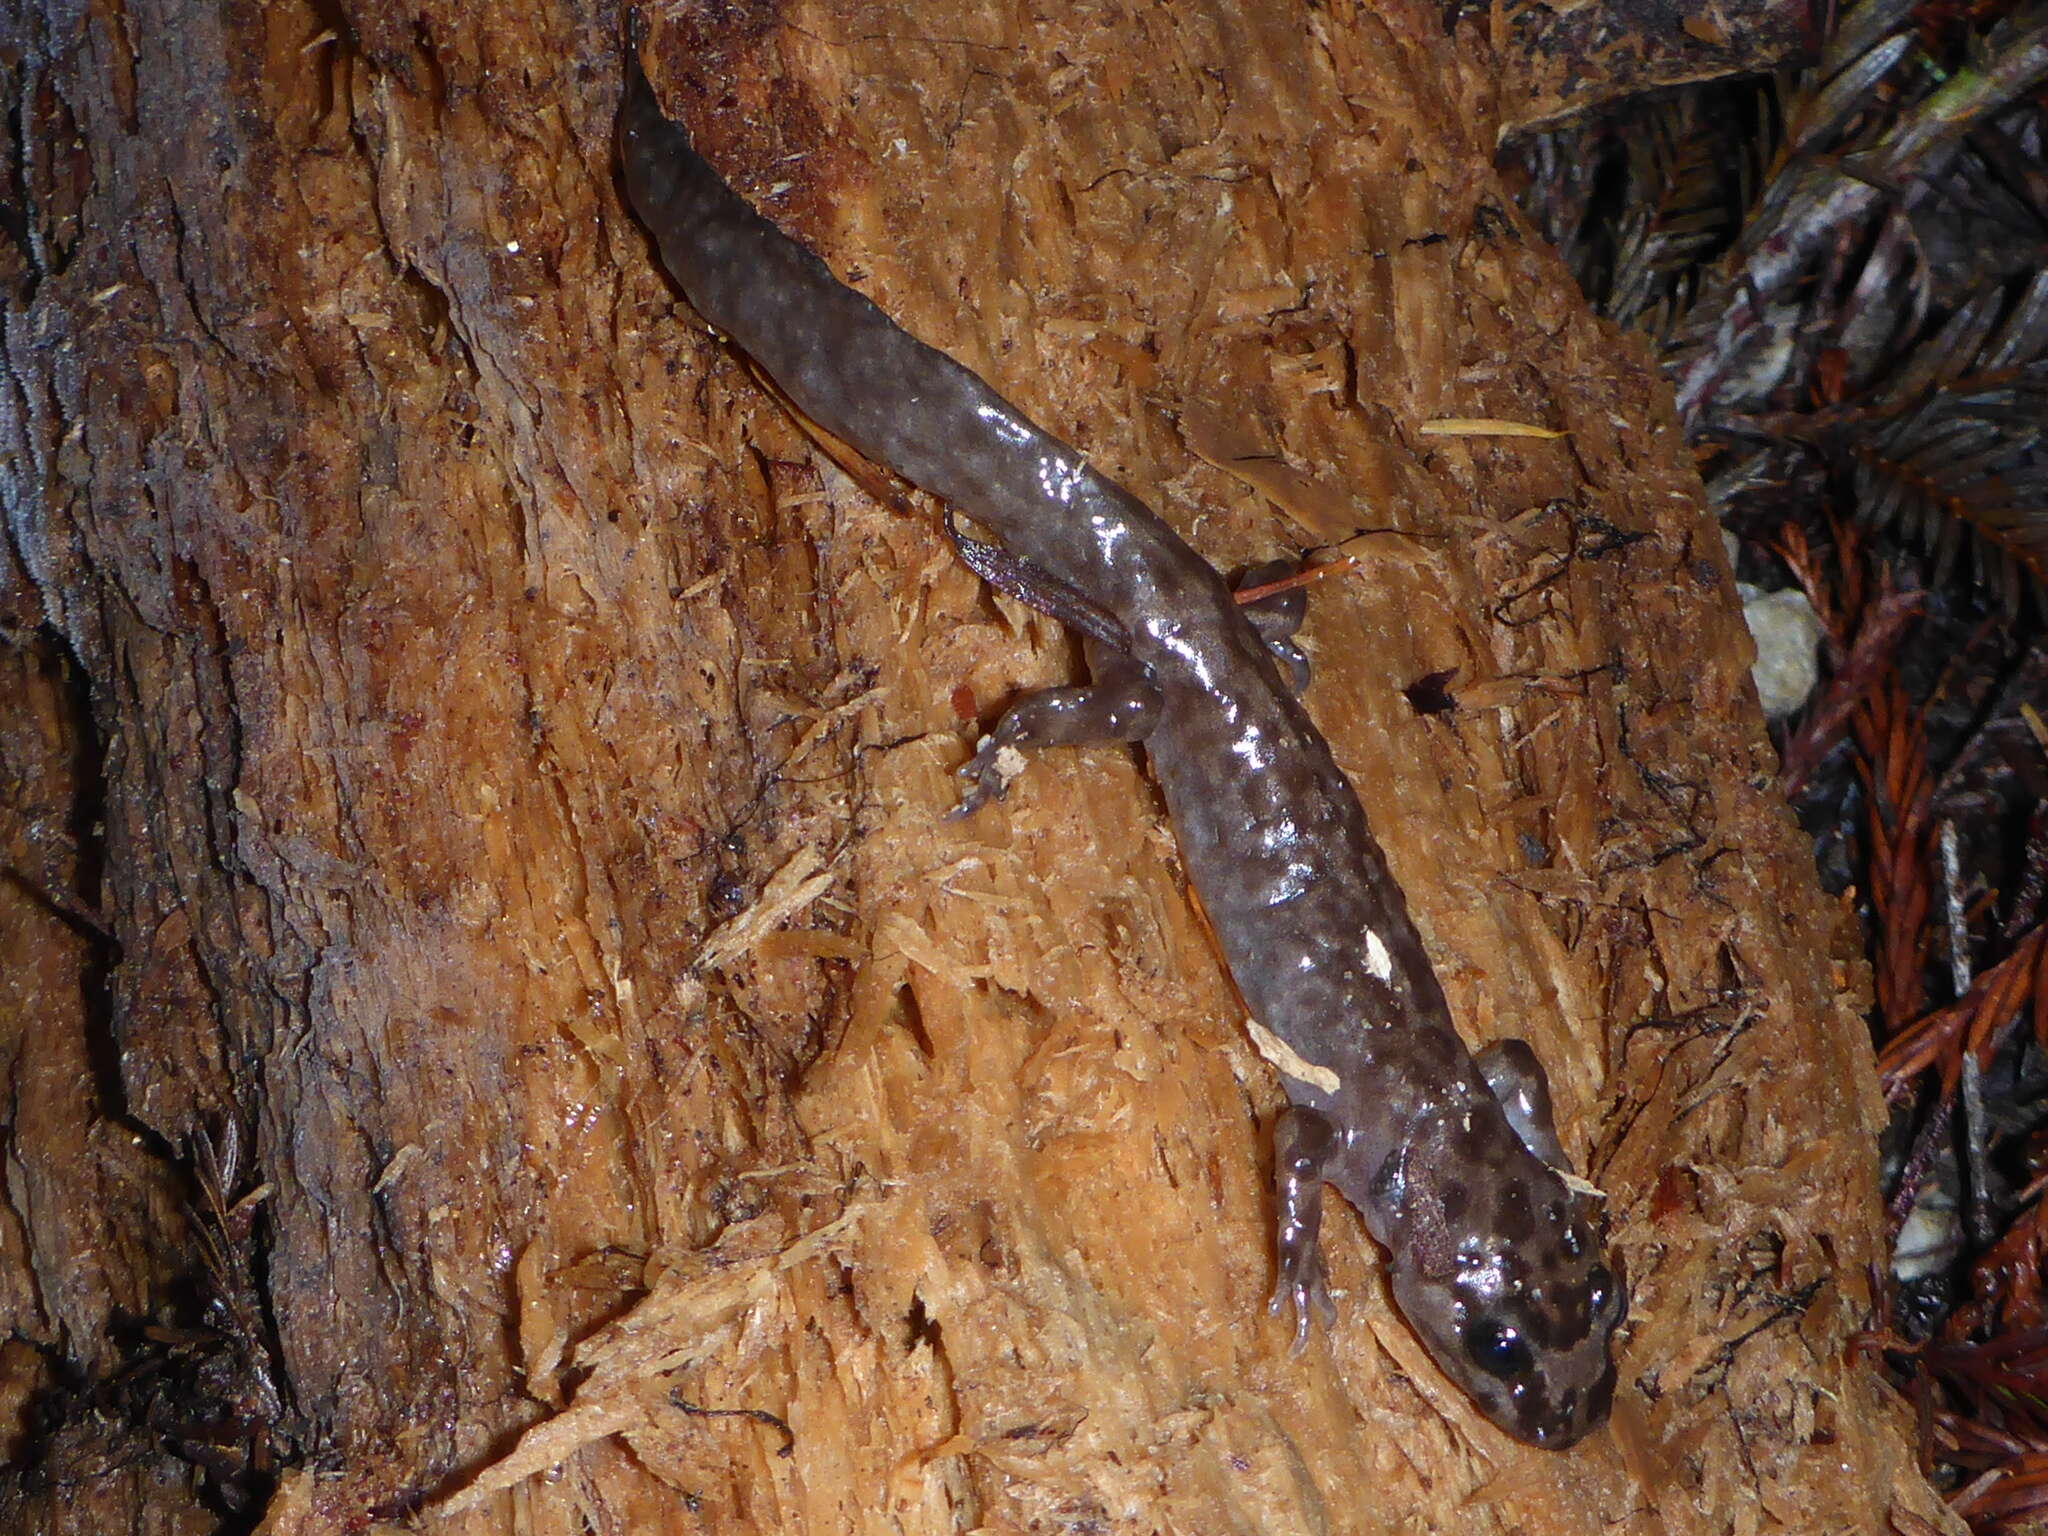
[953,641,1162,816]
[1236,560,1311,693]
[1269,1104,1341,1348]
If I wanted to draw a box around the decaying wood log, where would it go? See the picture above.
[0,2,1958,1532]
[1488,0,1812,136]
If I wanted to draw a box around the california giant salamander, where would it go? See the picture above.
[619,39,1624,1448]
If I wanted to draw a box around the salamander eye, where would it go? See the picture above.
[1581,1269,1613,1318]
[1462,1319,1534,1379]
[1588,1264,1622,1320]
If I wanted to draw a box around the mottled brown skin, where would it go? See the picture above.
[619,41,1623,1447]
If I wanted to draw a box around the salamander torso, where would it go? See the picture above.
[619,38,1623,1447]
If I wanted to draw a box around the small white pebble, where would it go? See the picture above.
[1738,582,1822,719]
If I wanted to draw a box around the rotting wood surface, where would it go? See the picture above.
[1490,0,1811,136]
[0,2,1957,1533]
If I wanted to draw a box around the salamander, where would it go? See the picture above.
[618,37,1624,1448]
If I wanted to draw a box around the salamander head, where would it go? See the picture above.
[1378,1126,1626,1448]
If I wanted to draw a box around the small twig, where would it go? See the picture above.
[1232,556,1358,606]
[1890,1096,1955,1222]
[1960,1052,2002,1250]
[670,1393,796,1457]
[1939,820,1973,1002]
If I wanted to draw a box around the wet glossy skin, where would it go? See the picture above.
[620,47,1623,1447]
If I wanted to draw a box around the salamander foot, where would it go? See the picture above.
[1269,1104,1340,1348]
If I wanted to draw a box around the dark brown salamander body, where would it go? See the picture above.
[620,42,1623,1448]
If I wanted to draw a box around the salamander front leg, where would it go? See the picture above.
[953,640,1162,816]
[1236,560,1311,693]
[1269,1104,1340,1348]
[1476,1038,1571,1171]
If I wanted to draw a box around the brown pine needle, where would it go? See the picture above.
[1232,556,1359,605]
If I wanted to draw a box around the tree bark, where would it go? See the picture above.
[0,2,1956,1533]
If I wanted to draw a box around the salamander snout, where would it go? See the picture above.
[1387,1168,1628,1448]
